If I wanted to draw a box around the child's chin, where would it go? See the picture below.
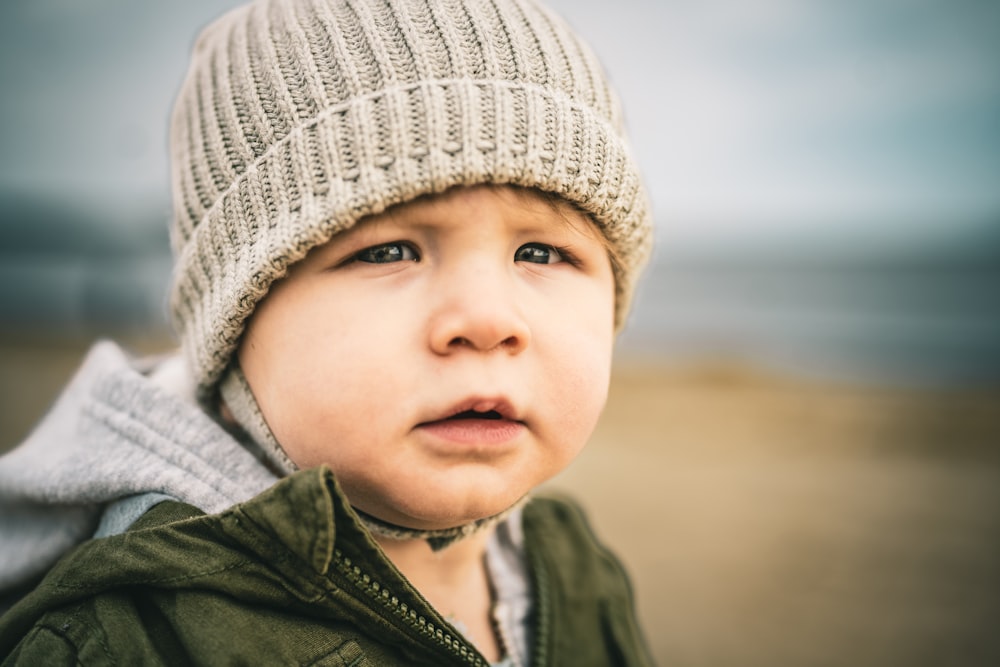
[343,473,527,529]
[392,492,523,531]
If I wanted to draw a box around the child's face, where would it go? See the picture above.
[239,185,615,530]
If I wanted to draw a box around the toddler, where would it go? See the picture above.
[0,0,653,664]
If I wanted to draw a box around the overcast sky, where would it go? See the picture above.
[1,0,998,250]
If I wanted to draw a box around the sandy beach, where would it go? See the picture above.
[2,336,999,666]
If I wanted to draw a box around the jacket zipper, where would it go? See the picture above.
[334,549,489,666]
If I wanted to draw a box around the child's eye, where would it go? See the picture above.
[514,243,566,265]
[354,242,419,264]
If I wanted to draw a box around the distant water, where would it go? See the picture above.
[618,253,1000,387]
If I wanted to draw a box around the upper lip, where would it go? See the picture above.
[420,396,522,424]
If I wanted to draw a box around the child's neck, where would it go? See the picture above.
[377,530,502,662]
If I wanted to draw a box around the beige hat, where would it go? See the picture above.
[169,0,653,400]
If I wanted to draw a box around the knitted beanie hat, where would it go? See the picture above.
[169,0,653,400]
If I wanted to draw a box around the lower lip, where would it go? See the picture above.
[417,419,525,446]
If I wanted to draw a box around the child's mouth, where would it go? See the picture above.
[445,410,503,421]
[418,402,524,447]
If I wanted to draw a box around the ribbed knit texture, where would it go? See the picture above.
[169,0,653,396]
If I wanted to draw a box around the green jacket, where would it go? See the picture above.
[0,468,653,666]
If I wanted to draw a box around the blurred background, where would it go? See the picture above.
[1,0,998,665]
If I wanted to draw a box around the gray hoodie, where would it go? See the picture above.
[0,341,280,608]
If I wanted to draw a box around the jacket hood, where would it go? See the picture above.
[0,341,279,602]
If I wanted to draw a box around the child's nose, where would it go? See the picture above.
[427,267,531,356]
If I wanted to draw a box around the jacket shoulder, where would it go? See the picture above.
[3,598,383,666]
[2,599,163,666]
[3,623,79,666]
[523,493,657,667]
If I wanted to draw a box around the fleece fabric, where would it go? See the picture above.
[0,341,280,608]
